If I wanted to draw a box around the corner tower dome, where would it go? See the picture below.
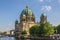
[40,13,47,23]
[41,13,46,17]
[20,5,35,22]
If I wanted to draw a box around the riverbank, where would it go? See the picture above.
[15,34,60,40]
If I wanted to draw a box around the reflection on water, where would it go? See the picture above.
[15,38,41,40]
[0,37,44,40]
[0,37,55,40]
[0,37,38,40]
[0,37,15,40]
[0,37,31,40]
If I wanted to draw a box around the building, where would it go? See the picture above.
[15,5,47,35]
[10,30,15,36]
[40,13,47,23]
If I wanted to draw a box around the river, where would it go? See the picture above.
[0,37,41,40]
[0,36,57,40]
[0,37,31,40]
[0,37,45,40]
[0,37,15,40]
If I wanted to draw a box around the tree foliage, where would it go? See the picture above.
[39,22,54,36]
[29,22,54,36]
[29,25,40,36]
[57,25,60,34]
[21,30,27,35]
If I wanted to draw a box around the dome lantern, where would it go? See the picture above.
[26,4,28,8]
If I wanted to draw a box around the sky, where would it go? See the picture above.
[0,0,60,32]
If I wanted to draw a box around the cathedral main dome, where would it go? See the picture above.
[20,5,35,22]
[20,5,34,17]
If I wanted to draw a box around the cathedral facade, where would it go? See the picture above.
[15,5,47,35]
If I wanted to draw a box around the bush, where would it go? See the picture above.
[21,30,27,35]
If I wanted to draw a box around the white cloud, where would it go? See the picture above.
[39,0,54,2]
[46,0,53,2]
[39,0,44,2]
[41,5,52,11]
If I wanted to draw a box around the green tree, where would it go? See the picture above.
[29,25,40,36]
[21,30,27,35]
[57,25,60,34]
[39,22,54,36]
[53,26,56,33]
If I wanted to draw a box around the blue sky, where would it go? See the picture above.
[0,0,60,32]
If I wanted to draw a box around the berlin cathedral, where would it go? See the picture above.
[15,5,47,35]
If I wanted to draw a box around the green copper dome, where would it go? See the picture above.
[20,6,34,17]
[41,13,46,16]
[20,6,35,22]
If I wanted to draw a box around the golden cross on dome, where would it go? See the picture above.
[26,2,29,8]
